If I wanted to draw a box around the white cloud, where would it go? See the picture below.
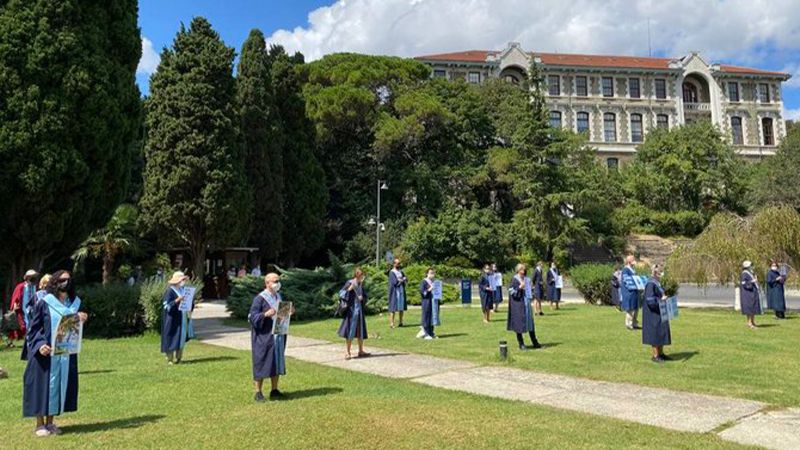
[266,0,800,66]
[782,63,800,88]
[785,107,800,122]
[136,37,160,75]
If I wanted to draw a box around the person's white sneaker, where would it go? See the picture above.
[46,424,62,435]
[424,335,434,340]
[416,328,426,338]
[34,427,51,437]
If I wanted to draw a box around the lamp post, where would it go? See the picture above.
[370,180,389,267]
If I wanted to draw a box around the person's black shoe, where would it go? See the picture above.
[633,325,642,330]
[254,392,265,403]
[537,312,544,316]
[519,344,528,351]
[651,356,664,363]
[532,341,543,349]
[269,389,286,400]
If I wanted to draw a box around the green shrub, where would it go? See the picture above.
[614,203,707,237]
[139,277,204,333]
[570,263,616,305]
[78,283,145,338]
[391,264,459,305]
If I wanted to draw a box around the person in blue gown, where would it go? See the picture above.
[492,263,503,313]
[621,255,640,330]
[533,262,545,316]
[766,262,787,319]
[507,264,541,350]
[546,262,561,310]
[740,261,761,328]
[611,267,622,309]
[23,270,87,437]
[478,264,494,323]
[249,273,291,402]
[388,258,408,328]
[419,268,439,339]
[642,266,671,363]
[338,268,370,360]
[161,271,191,364]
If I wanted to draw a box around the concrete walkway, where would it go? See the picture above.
[192,301,798,450]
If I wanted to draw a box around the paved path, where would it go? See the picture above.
[192,301,797,450]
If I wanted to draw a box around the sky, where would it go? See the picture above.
[137,0,800,121]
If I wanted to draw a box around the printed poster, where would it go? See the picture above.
[52,314,83,355]
[432,280,443,300]
[272,301,293,335]
[179,287,196,312]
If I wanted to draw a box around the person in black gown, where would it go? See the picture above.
[642,266,671,363]
[766,261,787,319]
[546,262,561,310]
[160,271,191,364]
[23,270,88,437]
[338,268,370,360]
[419,267,439,339]
[492,263,503,313]
[533,262,545,316]
[507,264,541,350]
[611,267,622,310]
[478,264,494,323]
[740,261,761,329]
[249,273,292,402]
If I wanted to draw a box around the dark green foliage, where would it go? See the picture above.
[138,278,205,333]
[613,202,706,237]
[237,30,284,263]
[748,126,800,211]
[570,264,616,305]
[139,17,249,277]
[78,283,144,338]
[0,0,142,284]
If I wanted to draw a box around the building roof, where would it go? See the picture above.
[415,49,789,77]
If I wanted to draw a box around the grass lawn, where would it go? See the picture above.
[265,304,800,407]
[0,335,765,450]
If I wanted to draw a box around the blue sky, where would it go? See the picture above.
[136,0,800,120]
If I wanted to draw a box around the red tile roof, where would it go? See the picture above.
[718,65,788,76]
[415,50,498,63]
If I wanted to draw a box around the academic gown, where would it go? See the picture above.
[249,292,286,379]
[337,281,368,340]
[610,274,621,306]
[507,276,534,333]
[388,270,407,312]
[420,279,439,331]
[20,289,45,361]
[642,279,671,346]
[620,266,639,312]
[533,268,544,300]
[493,273,504,304]
[23,299,79,417]
[740,271,761,316]
[160,287,190,353]
[478,274,493,312]
[766,270,786,312]
[546,269,561,302]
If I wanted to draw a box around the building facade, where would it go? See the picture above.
[416,43,792,166]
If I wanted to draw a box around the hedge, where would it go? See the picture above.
[571,263,679,306]
[614,203,706,237]
[139,277,204,333]
[78,283,145,338]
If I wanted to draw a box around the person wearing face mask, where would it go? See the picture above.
[161,271,191,364]
[621,255,641,330]
[388,258,408,328]
[478,264,494,323]
[492,263,503,313]
[249,273,290,402]
[643,265,671,363]
[338,268,370,360]
[419,268,439,339]
[9,270,39,344]
[23,270,88,437]
[766,262,787,319]
[533,262,545,316]
[546,262,561,310]
[507,264,541,350]
[740,261,761,329]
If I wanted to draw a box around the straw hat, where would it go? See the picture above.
[742,261,752,269]
[24,269,38,279]
[168,271,188,285]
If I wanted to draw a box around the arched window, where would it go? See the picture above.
[630,113,644,143]
[576,112,590,134]
[731,117,743,145]
[683,82,698,103]
[762,117,775,146]
[604,113,617,142]
[550,111,562,129]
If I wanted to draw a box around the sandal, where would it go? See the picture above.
[345,353,352,360]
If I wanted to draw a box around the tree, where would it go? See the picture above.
[139,17,249,277]
[269,46,327,266]
[72,204,140,285]
[0,0,142,304]
[749,126,800,211]
[237,30,284,265]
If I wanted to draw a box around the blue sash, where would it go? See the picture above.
[22,283,36,329]
[169,286,189,349]
[393,270,406,310]
[519,276,534,331]
[42,294,81,415]
[259,289,285,375]
[426,279,440,326]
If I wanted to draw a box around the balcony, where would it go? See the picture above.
[684,102,711,112]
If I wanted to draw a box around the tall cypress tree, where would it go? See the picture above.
[0,0,141,300]
[140,17,249,277]
[237,29,284,266]
[269,46,328,266]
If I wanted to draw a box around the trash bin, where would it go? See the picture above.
[461,278,472,304]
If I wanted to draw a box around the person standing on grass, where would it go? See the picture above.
[479,264,494,323]
[388,258,408,328]
[249,273,291,402]
[23,270,88,437]
[418,267,439,339]
[20,274,52,361]
[766,262,787,319]
[611,267,622,310]
[621,255,640,330]
[507,264,541,350]
[532,262,545,316]
[338,268,370,360]
[9,270,39,344]
[546,262,561,310]
[492,263,503,313]
[161,271,191,364]
[643,265,671,363]
[740,261,761,329]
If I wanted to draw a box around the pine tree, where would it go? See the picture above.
[139,17,250,277]
[237,29,285,266]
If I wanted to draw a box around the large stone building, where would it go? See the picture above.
[416,43,792,166]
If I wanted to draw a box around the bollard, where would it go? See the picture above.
[499,341,508,361]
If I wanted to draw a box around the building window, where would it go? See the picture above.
[759,83,770,103]
[763,117,775,146]
[731,117,743,145]
[602,77,614,97]
[683,82,698,103]
[433,70,446,78]
[656,114,669,130]
[607,158,619,171]
[548,75,560,95]
[604,113,617,142]
[728,82,740,102]
[468,72,481,84]
[655,79,667,99]
[452,72,466,81]
[549,111,562,129]
[504,75,519,84]
[630,113,644,143]
[576,112,590,134]
[576,76,588,96]
[628,78,640,99]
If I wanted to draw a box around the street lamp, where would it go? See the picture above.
[372,180,389,267]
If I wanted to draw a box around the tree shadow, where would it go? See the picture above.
[60,415,165,434]
[180,356,238,365]
[285,387,343,400]
[79,369,115,375]
[668,351,699,361]
[436,333,467,339]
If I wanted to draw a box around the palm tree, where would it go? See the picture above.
[73,204,140,284]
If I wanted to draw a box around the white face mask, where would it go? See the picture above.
[272,282,281,292]
[427,273,435,280]
[179,281,186,288]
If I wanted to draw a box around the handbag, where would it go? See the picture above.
[335,289,350,317]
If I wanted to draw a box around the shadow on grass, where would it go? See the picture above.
[60,415,165,434]
[180,356,238,365]
[79,369,115,375]
[755,324,778,328]
[358,352,406,359]
[539,342,562,349]
[668,351,699,361]
[436,333,467,339]
[286,387,343,400]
